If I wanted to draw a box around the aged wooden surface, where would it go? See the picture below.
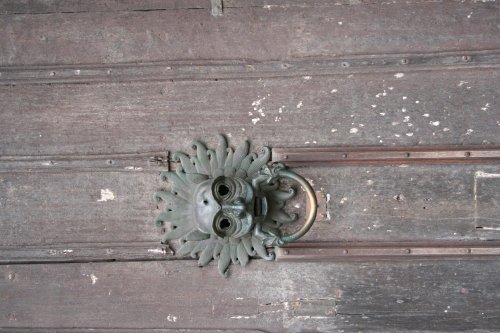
[2,260,500,332]
[0,0,499,331]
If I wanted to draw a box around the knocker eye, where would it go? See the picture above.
[212,177,234,202]
[213,212,236,238]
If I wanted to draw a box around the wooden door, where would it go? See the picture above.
[1,1,499,331]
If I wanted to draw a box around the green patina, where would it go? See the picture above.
[154,134,316,277]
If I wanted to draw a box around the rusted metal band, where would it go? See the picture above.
[272,145,500,167]
[275,241,500,261]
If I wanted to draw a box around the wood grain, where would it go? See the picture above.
[2,260,500,332]
[0,69,498,156]
[1,2,498,66]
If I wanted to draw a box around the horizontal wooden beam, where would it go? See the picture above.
[1,50,499,85]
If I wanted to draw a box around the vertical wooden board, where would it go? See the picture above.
[0,69,498,156]
[2,260,500,331]
[0,2,499,66]
[0,172,162,247]
[475,171,500,230]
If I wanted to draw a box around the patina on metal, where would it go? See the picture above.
[154,135,317,276]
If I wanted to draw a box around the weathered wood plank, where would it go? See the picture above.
[0,172,162,247]
[1,163,499,263]
[295,164,500,242]
[0,0,208,15]
[0,69,497,156]
[2,260,500,332]
[0,2,498,66]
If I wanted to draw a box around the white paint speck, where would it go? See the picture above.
[349,128,359,134]
[331,128,338,133]
[338,21,343,25]
[481,103,490,111]
[401,107,407,113]
[97,189,115,202]
[391,121,400,126]
[422,113,430,117]
[403,116,410,123]
[458,81,468,87]
[296,101,303,108]
[124,166,143,171]
[379,112,386,116]
[330,89,338,93]
[388,86,394,90]
[278,107,283,113]
[394,73,405,79]
[430,121,440,126]
[467,11,473,18]
[303,76,311,80]
[402,96,407,100]
[274,116,281,122]
[443,127,450,132]
[466,129,474,135]
[340,197,347,204]
[167,314,178,322]
[90,273,98,285]
[371,104,377,108]
[406,132,414,137]
[415,100,420,104]
[251,118,260,125]
[148,248,165,254]
[394,134,401,138]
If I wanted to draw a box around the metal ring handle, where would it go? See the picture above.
[276,169,317,244]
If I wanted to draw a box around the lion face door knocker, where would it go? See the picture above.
[154,135,317,276]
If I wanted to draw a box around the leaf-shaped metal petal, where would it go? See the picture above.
[184,229,210,241]
[252,236,274,260]
[186,172,209,184]
[190,240,208,258]
[232,140,249,171]
[213,241,223,259]
[198,241,216,267]
[192,140,211,175]
[161,223,192,242]
[237,242,249,266]
[246,147,271,176]
[216,134,228,170]
[229,239,239,265]
[207,150,218,178]
[241,235,256,256]
[177,241,198,256]
[269,188,296,201]
[218,243,231,277]
[154,190,188,207]
[236,152,256,178]
[160,171,191,200]
[172,152,197,174]
[269,209,298,224]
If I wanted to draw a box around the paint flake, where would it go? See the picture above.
[97,189,115,202]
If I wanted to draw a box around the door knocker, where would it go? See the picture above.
[154,134,317,276]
